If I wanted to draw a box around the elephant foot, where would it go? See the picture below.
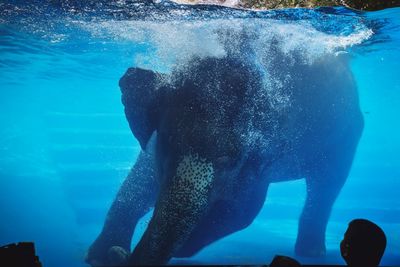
[85,236,130,266]
[295,240,326,257]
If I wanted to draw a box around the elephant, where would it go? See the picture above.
[86,47,364,265]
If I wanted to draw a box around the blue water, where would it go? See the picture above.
[0,1,399,266]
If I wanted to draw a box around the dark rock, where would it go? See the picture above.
[176,0,400,11]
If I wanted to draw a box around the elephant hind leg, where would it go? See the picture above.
[295,117,364,257]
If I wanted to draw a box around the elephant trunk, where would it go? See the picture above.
[129,153,215,265]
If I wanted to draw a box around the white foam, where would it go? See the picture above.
[259,21,372,66]
[73,17,373,70]
[74,19,227,71]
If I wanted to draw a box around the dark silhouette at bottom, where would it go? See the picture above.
[340,219,387,267]
[270,255,301,267]
[0,242,42,267]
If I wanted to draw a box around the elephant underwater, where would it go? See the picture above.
[86,39,364,266]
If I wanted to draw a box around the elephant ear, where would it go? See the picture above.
[119,67,162,151]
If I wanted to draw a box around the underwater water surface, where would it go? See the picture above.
[0,1,399,266]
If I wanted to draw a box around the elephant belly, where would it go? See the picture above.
[263,152,306,183]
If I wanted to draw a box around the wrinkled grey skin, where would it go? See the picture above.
[86,50,363,265]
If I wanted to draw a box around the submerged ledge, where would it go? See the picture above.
[173,0,400,11]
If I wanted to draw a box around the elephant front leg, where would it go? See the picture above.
[86,151,158,266]
[129,153,215,265]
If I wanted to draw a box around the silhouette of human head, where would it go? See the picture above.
[270,255,301,267]
[340,219,386,267]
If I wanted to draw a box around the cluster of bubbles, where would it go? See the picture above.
[1,1,374,64]
[1,0,374,111]
[74,15,371,112]
[76,16,373,69]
